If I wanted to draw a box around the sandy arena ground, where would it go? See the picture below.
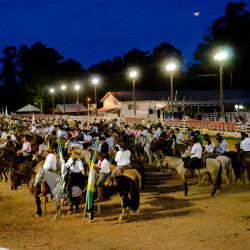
[0,162,249,250]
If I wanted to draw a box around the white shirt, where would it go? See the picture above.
[240,138,250,151]
[106,137,114,147]
[176,132,184,141]
[153,130,160,140]
[84,134,92,142]
[97,158,110,174]
[115,150,131,166]
[205,140,215,153]
[134,129,142,137]
[142,129,148,137]
[65,158,84,173]
[1,131,7,139]
[43,153,57,171]
[57,130,66,139]
[31,126,37,133]
[49,125,55,133]
[191,143,202,159]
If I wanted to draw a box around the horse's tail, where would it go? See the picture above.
[216,162,222,189]
[229,158,235,183]
[131,178,140,211]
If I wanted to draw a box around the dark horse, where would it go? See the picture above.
[10,169,43,217]
[115,175,140,221]
[236,144,250,184]
[63,171,89,214]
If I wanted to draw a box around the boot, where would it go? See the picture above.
[96,187,103,202]
[38,183,46,197]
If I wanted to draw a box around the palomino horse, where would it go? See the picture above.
[159,156,222,196]
[34,168,88,221]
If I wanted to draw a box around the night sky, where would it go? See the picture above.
[0,0,248,69]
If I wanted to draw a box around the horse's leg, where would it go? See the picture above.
[67,197,73,215]
[127,208,133,221]
[74,196,80,212]
[35,194,42,217]
[182,174,188,196]
[3,168,8,182]
[119,207,126,220]
[211,166,222,196]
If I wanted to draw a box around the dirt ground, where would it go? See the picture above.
[0,163,250,250]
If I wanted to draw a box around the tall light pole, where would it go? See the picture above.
[50,88,55,114]
[166,63,176,119]
[214,52,228,121]
[61,85,66,115]
[75,84,80,116]
[129,71,137,117]
[92,78,99,116]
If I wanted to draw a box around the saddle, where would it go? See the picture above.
[184,157,206,169]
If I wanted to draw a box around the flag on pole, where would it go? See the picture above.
[5,106,8,117]
[166,97,170,114]
[181,96,185,112]
[58,135,67,197]
[86,137,99,210]
[174,90,178,103]
[32,113,35,125]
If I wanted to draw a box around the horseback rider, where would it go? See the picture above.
[0,135,15,149]
[238,134,250,160]
[64,151,85,197]
[38,146,57,197]
[201,134,215,158]
[93,152,111,202]
[214,136,228,155]
[185,136,202,178]
[185,128,193,142]
[16,136,31,156]
[158,126,167,140]
[175,128,184,143]
[194,130,203,146]
[111,142,131,178]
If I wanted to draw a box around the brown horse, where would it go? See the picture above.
[236,144,250,184]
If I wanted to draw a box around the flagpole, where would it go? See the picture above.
[81,202,88,227]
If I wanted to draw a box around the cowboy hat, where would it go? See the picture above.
[186,128,192,131]
[9,130,15,134]
[43,146,53,153]
[71,151,81,159]
[96,152,105,158]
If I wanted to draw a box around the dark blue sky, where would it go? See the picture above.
[0,0,248,68]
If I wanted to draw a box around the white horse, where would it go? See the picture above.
[143,133,154,165]
[216,155,235,186]
[34,168,86,221]
[159,156,222,196]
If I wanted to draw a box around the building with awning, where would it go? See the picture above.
[98,89,250,120]
[54,104,87,114]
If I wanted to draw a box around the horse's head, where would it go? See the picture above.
[10,171,21,190]
[235,143,240,152]
[34,167,45,188]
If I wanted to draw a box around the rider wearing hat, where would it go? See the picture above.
[185,136,202,177]
[214,136,228,155]
[194,130,203,146]
[64,151,85,197]
[93,152,111,201]
[201,134,215,158]
[39,146,57,197]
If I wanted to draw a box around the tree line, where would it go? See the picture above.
[0,1,249,112]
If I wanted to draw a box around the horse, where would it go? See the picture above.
[235,144,250,184]
[104,165,142,221]
[10,169,43,217]
[216,155,235,186]
[159,156,222,196]
[34,168,88,221]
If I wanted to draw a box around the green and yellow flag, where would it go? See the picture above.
[174,90,178,103]
[181,96,185,112]
[86,137,99,210]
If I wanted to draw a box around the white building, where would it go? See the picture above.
[97,90,250,122]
